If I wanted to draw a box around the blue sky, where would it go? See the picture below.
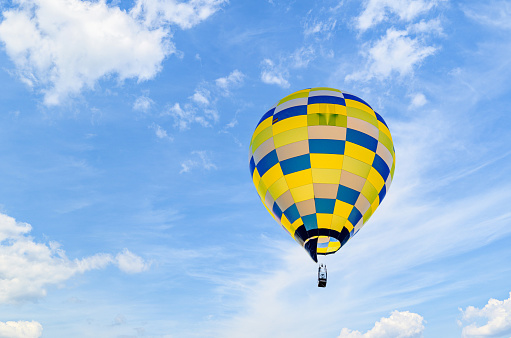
[0,0,511,337]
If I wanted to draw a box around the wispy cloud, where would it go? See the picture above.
[260,58,290,88]
[356,0,441,32]
[409,92,427,108]
[133,95,154,113]
[462,1,511,30]
[0,320,42,338]
[180,150,217,174]
[338,311,425,338]
[150,123,173,141]
[460,292,511,337]
[345,28,437,82]
[0,213,149,303]
[215,69,245,94]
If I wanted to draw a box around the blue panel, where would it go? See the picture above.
[302,214,318,231]
[343,93,373,110]
[256,108,275,128]
[272,105,307,123]
[378,185,387,203]
[256,149,279,177]
[315,198,336,214]
[280,154,311,175]
[308,95,345,106]
[372,154,390,181]
[337,185,360,205]
[283,204,300,224]
[348,207,362,226]
[346,129,378,152]
[294,224,308,244]
[304,237,318,262]
[272,202,283,220]
[374,111,389,129]
[309,139,345,155]
[249,156,255,176]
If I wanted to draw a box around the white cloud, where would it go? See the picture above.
[130,0,227,29]
[191,88,211,105]
[215,69,245,93]
[168,102,212,130]
[180,150,216,173]
[116,248,151,274]
[260,59,290,88]
[338,311,425,338]
[0,0,170,105]
[290,46,316,68]
[356,0,441,31]
[409,93,427,108]
[346,28,436,82]
[303,18,337,39]
[0,213,149,303]
[0,0,227,105]
[133,95,154,112]
[0,320,43,338]
[463,1,511,30]
[460,292,511,337]
[150,123,173,140]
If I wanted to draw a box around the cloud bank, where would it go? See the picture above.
[0,213,149,303]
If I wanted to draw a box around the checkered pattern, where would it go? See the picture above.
[249,88,395,262]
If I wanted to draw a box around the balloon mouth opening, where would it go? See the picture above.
[304,236,342,262]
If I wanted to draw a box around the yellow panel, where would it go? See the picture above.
[327,240,341,253]
[367,167,385,191]
[331,215,347,232]
[345,99,376,116]
[361,181,378,204]
[278,89,310,104]
[342,156,371,179]
[261,163,284,188]
[256,179,268,200]
[333,104,347,115]
[363,208,373,223]
[273,127,308,148]
[285,168,313,189]
[307,104,320,114]
[310,154,344,170]
[378,121,392,141]
[317,213,333,228]
[334,200,353,218]
[290,184,314,203]
[345,142,376,165]
[251,126,273,153]
[252,169,261,189]
[371,194,380,209]
[267,176,289,200]
[311,168,342,184]
[251,117,273,144]
[345,220,354,232]
[290,218,303,233]
[272,115,308,135]
[280,215,294,236]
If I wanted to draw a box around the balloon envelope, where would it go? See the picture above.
[249,88,395,262]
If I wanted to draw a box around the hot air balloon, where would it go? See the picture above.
[249,87,395,286]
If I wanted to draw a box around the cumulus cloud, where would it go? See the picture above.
[356,0,441,31]
[460,292,511,337]
[0,0,226,105]
[338,311,425,338]
[260,59,290,88]
[180,150,216,173]
[0,320,43,338]
[0,213,149,303]
[346,28,436,82]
